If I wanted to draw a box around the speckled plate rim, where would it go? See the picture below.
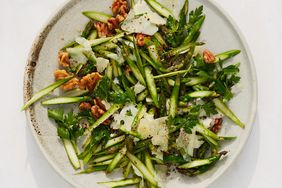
[23,0,258,187]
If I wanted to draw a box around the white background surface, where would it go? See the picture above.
[0,0,281,187]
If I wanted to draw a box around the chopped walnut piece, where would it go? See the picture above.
[79,72,102,91]
[54,69,70,80]
[95,22,112,38]
[58,51,70,67]
[116,13,127,22]
[136,33,150,47]
[62,78,80,91]
[211,118,223,133]
[124,65,132,76]
[91,105,111,125]
[203,50,216,64]
[112,0,128,15]
[94,98,106,111]
[79,102,92,110]
[107,17,120,30]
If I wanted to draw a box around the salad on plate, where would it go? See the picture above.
[23,0,245,187]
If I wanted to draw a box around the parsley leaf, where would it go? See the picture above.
[217,64,241,88]
[91,126,111,144]
[202,101,217,116]
[79,61,96,76]
[93,75,136,105]
[168,114,199,134]
[48,109,86,140]
[213,63,241,101]
[109,87,136,104]
[167,16,179,32]
[165,16,188,47]
[188,6,204,26]
[48,108,64,122]
[93,76,111,100]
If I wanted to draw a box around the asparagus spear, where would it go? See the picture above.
[131,104,147,131]
[98,177,141,188]
[81,21,94,38]
[41,96,90,105]
[147,45,161,64]
[123,162,132,178]
[91,159,112,166]
[145,0,173,18]
[62,139,80,170]
[145,67,160,108]
[133,37,145,77]
[215,50,241,63]
[83,104,123,140]
[126,58,146,86]
[144,152,155,176]
[178,155,220,169]
[82,11,111,23]
[130,0,135,7]
[166,43,195,57]
[78,166,108,174]
[182,77,207,86]
[126,152,158,186]
[185,91,218,98]
[87,30,97,40]
[169,75,181,117]
[140,50,168,73]
[154,69,191,79]
[107,146,127,173]
[91,154,116,164]
[105,135,126,149]
[22,77,73,110]
[184,16,206,44]
[213,98,245,128]
[154,32,167,47]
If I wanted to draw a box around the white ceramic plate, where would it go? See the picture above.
[23,0,257,187]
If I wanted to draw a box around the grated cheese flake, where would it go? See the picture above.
[137,114,169,151]
[96,57,109,73]
[133,82,146,95]
[176,128,204,156]
[111,104,138,131]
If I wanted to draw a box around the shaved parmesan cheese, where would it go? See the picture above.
[176,128,204,156]
[75,37,91,49]
[121,0,166,35]
[96,57,109,73]
[106,47,125,64]
[133,82,146,95]
[166,99,170,114]
[121,14,158,35]
[151,146,163,160]
[66,48,88,65]
[113,78,120,84]
[137,115,168,151]
[66,37,94,65]
[134,0,166,25]
[101,100,111,110]
[201,117,213,128]
[111,104,138,131]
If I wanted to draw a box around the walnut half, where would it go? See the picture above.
[203,50,216,64]
[58,51,70,67]
[211,118,223,133]
[79,72,102,91]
